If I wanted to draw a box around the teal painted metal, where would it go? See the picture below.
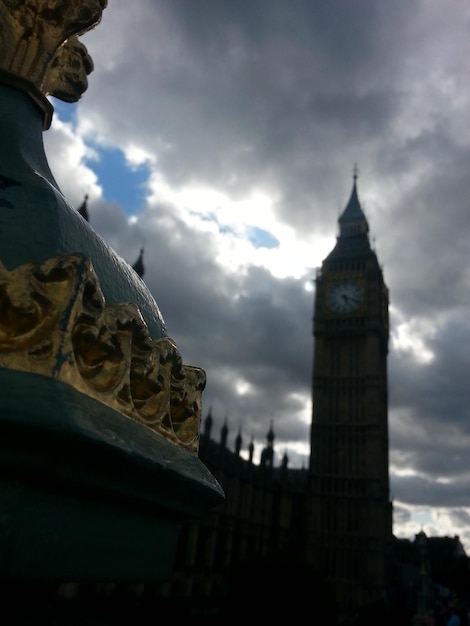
[0,84,167,340]
[0,368,223,581]
[0,85,225,581]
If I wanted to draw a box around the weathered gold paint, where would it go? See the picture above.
[0,0,107,128]
[0,253,205,453]
[0,1,207,454]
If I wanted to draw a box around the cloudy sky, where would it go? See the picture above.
[44,1,470,553]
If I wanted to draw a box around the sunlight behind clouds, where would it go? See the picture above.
[45,116,102,206]
[235,378,254,396]
[47,109,337,283]
[41,0,470,563]
[391,466,421,478]
[124,144,156,168]
[146,170,336,279]
[391,307,436,364]
[287,392,311,425]
[394,504,470,554]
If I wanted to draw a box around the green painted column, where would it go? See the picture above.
[0,4,224,583]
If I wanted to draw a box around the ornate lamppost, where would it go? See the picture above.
[0,0,224,582]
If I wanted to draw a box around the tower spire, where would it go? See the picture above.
[77,194,89,222]
[329,167,370,249]
[309,172,391,615]
[132,244,145,279]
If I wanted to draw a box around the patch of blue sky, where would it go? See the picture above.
[51,100,150,215]
[247,226,279,249]
[50,98,79,126]
[198,210,219,225]
[411,510,434,527]
[216,222,235,234]
[84,144,151,216]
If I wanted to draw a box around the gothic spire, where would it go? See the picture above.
[338,165,368,235]
[248,436,254,463]
[77,194,89,222]
[132,246,145,279]
[266,419,274,446]
[203,407,213,438]
[326,168,373,261]
[235,427,242,456]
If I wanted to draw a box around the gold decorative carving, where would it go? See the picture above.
[43,35,94,103]
[0,0,107,128]
[0,253,205,453]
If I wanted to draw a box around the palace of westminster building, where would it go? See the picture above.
[11,175,466,625]
[153,172,394,620]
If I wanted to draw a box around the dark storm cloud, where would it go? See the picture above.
[80,192,313,455]
[390,314,470,428]
[389,310,470,494]
[123,203,312,448]
[46,0,470,546]
[79,0,418,230]
[392,475,470,509]
[451,510,470,529]
[393,504,413,527]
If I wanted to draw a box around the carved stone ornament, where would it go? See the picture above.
[0,0,107,128]
[0,253,206,453]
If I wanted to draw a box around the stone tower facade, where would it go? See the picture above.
[308,172,393,616]
[19,175,398,622]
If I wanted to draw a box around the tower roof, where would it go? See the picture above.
[132,247,145,279]
[77,194,89,222]
[326,169,373,261]
[266,419,274,445]
[338,171,368,230]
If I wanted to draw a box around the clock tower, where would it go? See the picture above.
[309,171,392,617]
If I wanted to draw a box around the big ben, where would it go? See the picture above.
[309,170,393,618]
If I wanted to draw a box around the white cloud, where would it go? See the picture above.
[391,310,436,364]
[41,0,470,557]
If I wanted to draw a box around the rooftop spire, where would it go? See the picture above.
[266,419,274,445]
[220,417,228,448]
[235,427,242,456]
[132,245,145,279]
[338,166,368,230]
[77,194,89,222]
[325,169,372,261]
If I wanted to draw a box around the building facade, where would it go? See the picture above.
[30,176,469,625]
[308,171,393,617]
[150,173,393,620]
[33,175,394,622]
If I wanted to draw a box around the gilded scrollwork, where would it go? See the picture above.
[0,253,205,453]
[0,0,107,126]
[43,35,94,103]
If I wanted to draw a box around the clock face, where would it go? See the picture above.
[327,281,362,314]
